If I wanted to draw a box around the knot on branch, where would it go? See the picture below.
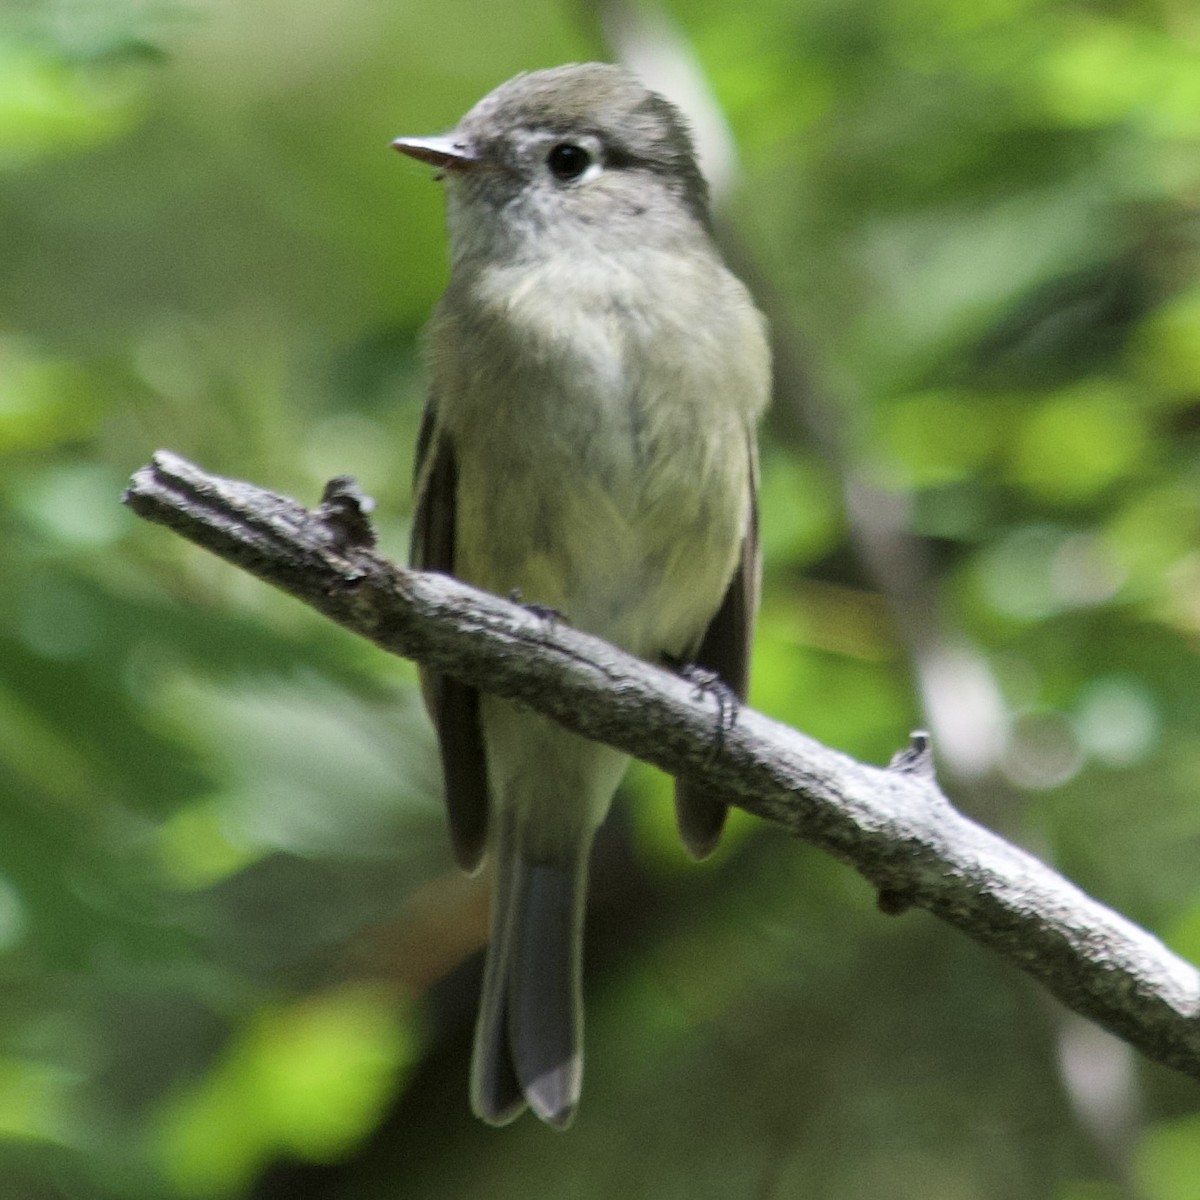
[888,730,936,780]
[318,476,377,549]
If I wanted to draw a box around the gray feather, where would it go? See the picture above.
[471,813,587,1129]
[410,405,490,872]
[674,444,761,859]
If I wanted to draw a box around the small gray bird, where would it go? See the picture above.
[394,62,770,1129]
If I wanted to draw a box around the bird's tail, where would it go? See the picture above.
[470,810,590,1129]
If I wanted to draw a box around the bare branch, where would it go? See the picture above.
[124,450,1200,1082]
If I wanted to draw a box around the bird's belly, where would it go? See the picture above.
[454,418,746,661]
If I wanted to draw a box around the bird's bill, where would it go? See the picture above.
[391,135,481,170]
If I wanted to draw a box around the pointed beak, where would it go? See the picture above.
[390,135,482,171]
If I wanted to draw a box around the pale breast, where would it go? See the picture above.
[432,247,768,658]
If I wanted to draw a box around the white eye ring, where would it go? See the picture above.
[545,141,604,184]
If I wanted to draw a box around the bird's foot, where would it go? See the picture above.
[509,590,569,630]
[668,659,740,762]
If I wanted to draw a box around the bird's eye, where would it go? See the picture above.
[546,142,593,182]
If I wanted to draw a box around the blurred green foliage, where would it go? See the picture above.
[2,0,1200,1196]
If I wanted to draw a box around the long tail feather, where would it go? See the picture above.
[471,825,588,1129]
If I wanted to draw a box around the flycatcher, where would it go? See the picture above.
[393,62,770,1128]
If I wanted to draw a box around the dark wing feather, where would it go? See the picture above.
[412,401,490,873]
[674,440,761,860]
